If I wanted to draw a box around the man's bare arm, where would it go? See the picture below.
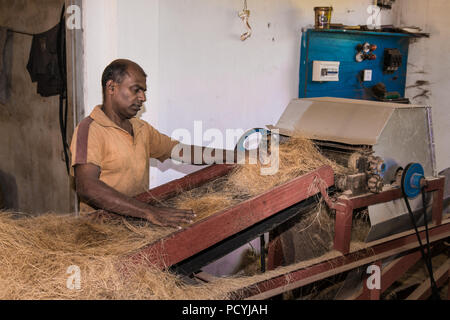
[173,144,258,165]
[74,164,195,227]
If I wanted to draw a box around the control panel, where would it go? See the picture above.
[299,29,412,100]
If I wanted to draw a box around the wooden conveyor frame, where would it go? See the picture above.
[126,164,335,273]
[236,176,450,300]
[97,163,448,300]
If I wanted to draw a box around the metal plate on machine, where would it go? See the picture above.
[366,196,432,242]
[268,98,437,241]
[268,98,423,146]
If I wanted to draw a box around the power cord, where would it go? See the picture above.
[402,187,441,300]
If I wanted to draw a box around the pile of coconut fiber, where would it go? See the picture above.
[0,212,253,300]
[0,210,369,300]
[0,136,366,300]
[164,136,350,222]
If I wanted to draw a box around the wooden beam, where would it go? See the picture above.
[135,164,235,203]
[127,166,335,269]
[333,201,353,254]
[350,250,422,300]
[380,250,422,293]
[91,164,236,220]
[229,220,450,300]
[431,178,445,225]
[267,236,284,271]
[340,177,444,210]
[406,258,450,300]
[333,176,445,255]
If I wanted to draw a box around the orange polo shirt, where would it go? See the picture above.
[70,105,179,213]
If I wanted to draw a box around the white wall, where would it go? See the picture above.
[83,0,388,187]
[82,0,397,277]
[80,0,450,276]
[395,0,450,173]
[82,0,117,118]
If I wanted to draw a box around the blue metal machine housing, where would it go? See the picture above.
[299,29,413,100]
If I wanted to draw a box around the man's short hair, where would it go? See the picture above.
[101,59,147,100]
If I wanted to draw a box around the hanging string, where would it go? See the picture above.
[238,0,252,41]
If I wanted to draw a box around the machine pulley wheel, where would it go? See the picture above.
[401,163,425,199]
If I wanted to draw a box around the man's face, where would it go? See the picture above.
[110,66,147,119]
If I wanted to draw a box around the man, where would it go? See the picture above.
[71,59,251,228]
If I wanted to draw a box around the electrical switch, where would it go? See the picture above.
[363,69,373,81]
[312,61,340,81]
[383,48,402,74]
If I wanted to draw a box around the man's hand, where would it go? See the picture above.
[144,206,196,228]
[75,163,196,228]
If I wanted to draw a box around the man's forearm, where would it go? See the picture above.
[172,144,256,165]
[77,178,151,219]
[75,165,195,227]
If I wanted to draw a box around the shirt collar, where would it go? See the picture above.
[90,105,145,132]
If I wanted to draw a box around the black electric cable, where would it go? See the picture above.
[59,93,70,174]
[57,5,70,175]
[420,187,440,300]
[402,190,440,300]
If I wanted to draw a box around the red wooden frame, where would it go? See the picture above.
[333,177,445,255]
[106,160,447,300]
[135,164,235,204]
[127,165,335,269]
[230,175,449,300]
[229,220,450,300]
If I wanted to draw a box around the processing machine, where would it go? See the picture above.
[99,98,448,300]
[267,97,438,242]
